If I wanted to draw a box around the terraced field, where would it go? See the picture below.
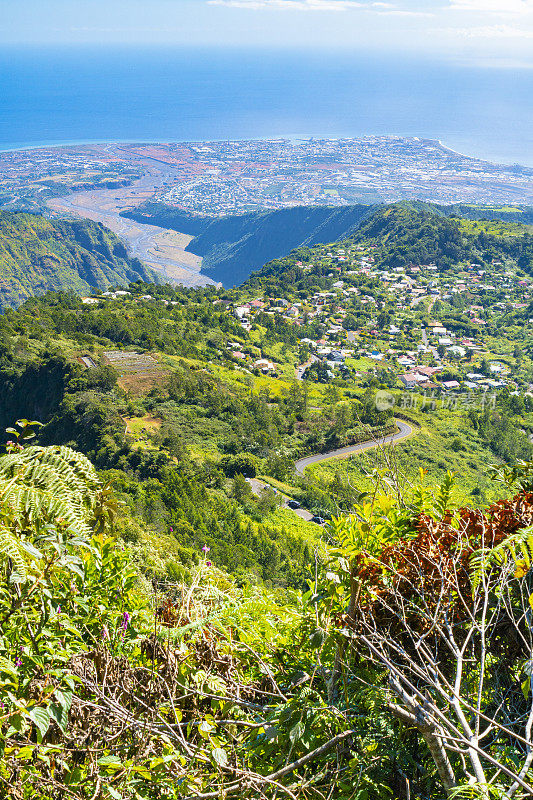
[103,350,169,393]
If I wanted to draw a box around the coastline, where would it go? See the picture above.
[3,135,531,171]
[435,139,527,169]
[1,135,526,172]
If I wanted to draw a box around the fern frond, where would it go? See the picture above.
[0,445,105,577]
[0,525,27,579]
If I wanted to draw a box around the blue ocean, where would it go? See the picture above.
[1,46,532,166]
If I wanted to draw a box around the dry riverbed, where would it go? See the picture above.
[47,151,214,287]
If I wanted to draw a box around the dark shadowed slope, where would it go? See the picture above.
[122,203,375,285]
[121,200,533,287]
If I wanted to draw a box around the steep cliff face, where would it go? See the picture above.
[0,211,161,308]
[122,202,376,285]
[189,205,379,285]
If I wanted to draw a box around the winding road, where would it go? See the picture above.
[294,419,414,475]
[248,419,415,524]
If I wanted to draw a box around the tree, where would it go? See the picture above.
[220,452,259,478]
[232,472,253,504]
[322,473,533,798]
[265,451,294,481]
[377,310,390,329]
[256,485,282,516]
[324,384,340,405]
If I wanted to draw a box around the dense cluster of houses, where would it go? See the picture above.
[81,237,532,396]
[220,240,532,393]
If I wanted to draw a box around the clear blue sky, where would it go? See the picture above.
[3,0,533,65]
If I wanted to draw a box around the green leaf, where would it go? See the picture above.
[15,746,34,760]
[98,754,122,767]
[263,726,278,742]
[54,688,73,714]
[198,720,213,739]
[49,690,72,734]
[289,721,305,743]
[0,657,19,679]
[309,628,325,649]
[132,766,151,779]
[5,713,25,738]
[64,766,82,786]
[29,706,51,740]
[212,747,228,768]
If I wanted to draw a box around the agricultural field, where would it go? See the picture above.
[103,349,169,392]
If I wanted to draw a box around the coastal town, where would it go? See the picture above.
[2,136,533,215]
[157,136,533,212]
[0,144,142,211]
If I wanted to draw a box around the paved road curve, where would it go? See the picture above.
[248,478,315,521]
[294,419,414,476]
[247,419,414,523]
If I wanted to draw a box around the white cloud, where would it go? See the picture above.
[447,0,533,42]
[458,23,533,36]
[449,0,533,14]
[206,0,434,13]
[206,0,404,10]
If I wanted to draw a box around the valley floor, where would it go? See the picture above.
[47,145,211,287]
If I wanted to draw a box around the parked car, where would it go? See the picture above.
[288,499,301,509]
[311,515,325,525]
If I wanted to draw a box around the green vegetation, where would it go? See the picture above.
[3,431,533,798]
[307,407,506,506]
[349,204,533,273]
[0,288,378,584]
[0,211,161,308]
[2,198,533,797]
[123,200,533,287]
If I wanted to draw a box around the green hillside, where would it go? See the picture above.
[438,201,533,225]
[0,211,161,308]
[350,203,533,271]
[1,289,533,799]
[243,203,533,293]
[1,197,533,798]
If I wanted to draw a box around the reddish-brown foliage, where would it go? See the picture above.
[351,492,533,637]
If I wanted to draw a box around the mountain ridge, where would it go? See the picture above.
[122,200,533,286]
[0,211,163,308]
